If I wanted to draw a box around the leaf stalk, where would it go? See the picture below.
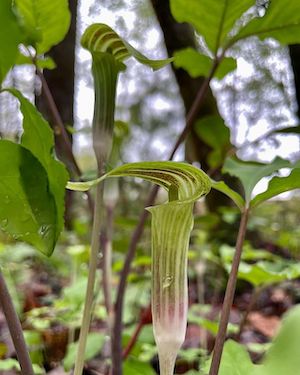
[209,207,250,375]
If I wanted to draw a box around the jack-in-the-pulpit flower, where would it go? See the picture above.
[80,24,172,164]
[67,161,211,375]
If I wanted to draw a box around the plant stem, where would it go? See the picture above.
[73,179,104,375]
[209,207,250,375]
[0,269,34,375]
[111,58,221,375]
[102,204,114,326]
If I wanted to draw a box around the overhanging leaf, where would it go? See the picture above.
[222,156,291,204]
[0,89,68,255]
[67,161,211,202]
[0,141,57,255]
[255,305,300,375]
[232,0,300,47]
[0,0,22,84]
[174,48,236,80]
[81,23,173,71]
[15,0,71,53]
[170,0,254,55]
[251,167,300,208]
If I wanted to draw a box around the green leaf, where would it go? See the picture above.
[232,0,300,46]
[217,340,260,375]
[237,261,299,287]
[170,0,254,55]
[251,168,300,208]
[0,358,20,371]
[209,306,300,375]
[124,358,156,375]
[0,89,68,255]
[81,23,173,71]
[222,157,291,205]
[0,0,22,84]
[63,332,105,371]
[256,305,300,375]
[0,140,58,255]
[174,48,236,80]
[211,180,245,211]
[7,89,68,244]
[195,115,231,168]
[16,52,56,69]
[15,0,71,53]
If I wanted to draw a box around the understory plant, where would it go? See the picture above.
[1,1,300,375]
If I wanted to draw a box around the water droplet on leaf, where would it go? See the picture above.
[163,275,173,289]
[4,195,10,204]
[38,224,54,240]
[0,218,8,229]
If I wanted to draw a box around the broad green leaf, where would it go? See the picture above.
[7,89,68,244]
[0,89,68,255]
[208,307,300,375]
[124,358,156,375]
[256,305,300,375]
[81,23,173,71]
[0,141,57,254]
[237,261,300,287]
[251,168,300,208]
[221,246,300,286]
[174,48,236,80]
[216,340,260,375]
[0,0,22,84]
[222,157,290,205]
[232,0,300,47]
[63,332,105,371]
[15,0,71,53]
[170,0,254,55]
[211,180,245,211]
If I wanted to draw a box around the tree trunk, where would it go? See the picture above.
[150,0,234,210]
[289,45,300,121]
[37,0,78,228]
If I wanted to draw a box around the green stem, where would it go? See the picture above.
[209,207,250,375]
[0,269,34,375]
[102,204,114,328]
[73,179,104,375]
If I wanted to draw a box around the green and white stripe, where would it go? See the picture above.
[67,161,211,375]
[81,23,173,70]
[80,24,173,163]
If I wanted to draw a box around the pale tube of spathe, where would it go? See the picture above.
[147,201,194,375]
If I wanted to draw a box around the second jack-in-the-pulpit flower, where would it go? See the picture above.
[80,23,173,164]
[68,161,211,375]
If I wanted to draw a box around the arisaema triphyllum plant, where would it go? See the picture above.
[68,162,211,375]
[67,22,211,375]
